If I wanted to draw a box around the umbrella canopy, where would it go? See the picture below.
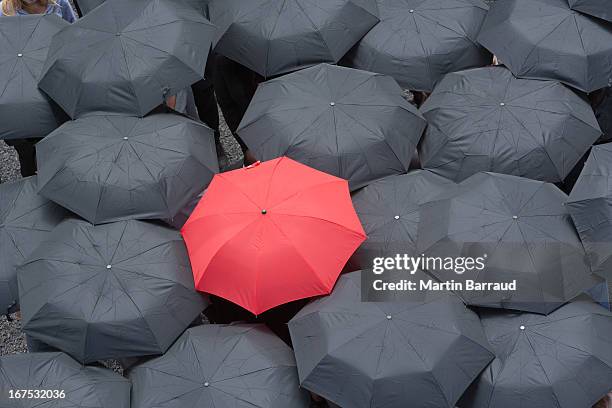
[130,324,310,408]
[595,87,612,142]
[416,172,599,314]
[38,0,216,118]
[289,271,495,408]
[36,113,218,225]
[459,297,612,408]
[18,218,207,363]
[208,0,379,78]
[0,14,68,141]
[569,0,612,23]
[419,66,601,183]
[477,0,612,93]
[567,143,612,280]
[77,0,106,14]
[181,157,366,315]
[343,0,491,92]
[238,64,426,191]
[0,176,66,315]
[0,352,130,408]
[348,170,454,270]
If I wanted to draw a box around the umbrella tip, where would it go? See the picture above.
[106,264,112,269]
[520,325,525,330]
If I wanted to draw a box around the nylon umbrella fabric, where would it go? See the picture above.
[0,176,66,315]
[77,0,107,14]
[36,113,218,225]
[459,297,612,408]
[419,66,601,183]
[348,170,454,270]
[181,157,366,315]
[566,143,612,281]
[342,0,491,92]
[477,0,612,93]
[208,0,379,78]
[130,324,310,408]
[38,0,216,118]
[18,219,207,363]
[0,14,68,140]
[569,0,612,23]
[288,271,495,408]
[0,352,130,408]
[595,87,612,142]
[238,64,426,191]
[416,172,599,314]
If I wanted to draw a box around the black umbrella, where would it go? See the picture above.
[417,172,600,314]
[289,271,494,408]
[595,87,612,142]
[569,0,612,23]
[348,170,454,270]
[36,114,218,225]
[0,352,130,408]
[38,0,216,118]
[18,218,207,363]
[209,0,379,78]
[567,143,612,281]
[478,0,612,93]
[343,0,491,92]
[77,0,106,14]
[419,66,601,183]
[238,64,426,190]
[130,324,310,408]
[0,14,68,141]
[459,297,612,408]
[0,176,66,315]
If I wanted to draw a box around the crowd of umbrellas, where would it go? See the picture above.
[1,0,612,407]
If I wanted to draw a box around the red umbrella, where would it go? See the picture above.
[181,157,366,315]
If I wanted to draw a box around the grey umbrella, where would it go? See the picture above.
[18,218,207,363]
[342,0,491,92]
[348,170,454,270]
[567,143,612,281]
[289,271,494,408]
[208,0,379,78]
[0,14,68,141]
[569,0,612,23]
[0,352,130,408]
[477,0,612,93]
[36,113,218,225]
[238,64,426,190]
[419,66,601,183]
[130,324,310,408]
[38,0,216,118]
[417,172,599,314]
[459,297,612,408]
[0,176,66,315]
[77,0,106,14]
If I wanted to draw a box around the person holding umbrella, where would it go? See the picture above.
[0,0,76,177]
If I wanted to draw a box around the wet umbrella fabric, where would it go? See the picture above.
[568,0,612,23]
[0,352,130,408]
[419,66,601,183]
[459,297,612,408]
[343,0,491,92]
[0,176,66,315]
[567,143,612,280]
[181,157,366,315]
[238,64,426,191]
[130,324,310,408]
[0,14,68,140]
[36,114,218,225]
[348,170,454,270]
[417,172,599,314]
[208,0,379,78]
[289,271,495,408]
[477,0,612,93]
[38,0,216,118]
[18,219,207,363]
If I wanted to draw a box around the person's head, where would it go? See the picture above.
[1,0,55,15]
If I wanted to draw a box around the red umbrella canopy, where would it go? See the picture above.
[182,157,366,315]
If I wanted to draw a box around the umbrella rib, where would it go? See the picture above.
[263,0,287,78]
[117,38,145,116]
[126,142,172,216]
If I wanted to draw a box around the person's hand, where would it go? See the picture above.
[165,95,177,109]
